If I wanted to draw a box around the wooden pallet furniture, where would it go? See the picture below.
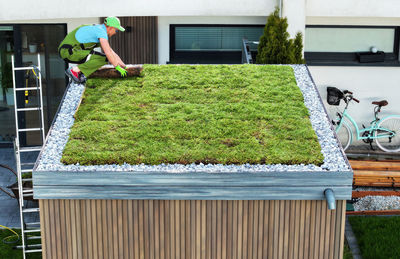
[350,160,400,187]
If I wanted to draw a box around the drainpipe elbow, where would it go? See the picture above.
[324,188,336,210]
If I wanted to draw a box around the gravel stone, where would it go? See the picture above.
[36,65,350,173]
[353,196,400,211]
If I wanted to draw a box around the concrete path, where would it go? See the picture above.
[345,216,363,259]
[0,148,39,228]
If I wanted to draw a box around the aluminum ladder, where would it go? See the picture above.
[241,38,259,64]
[11,53,45,258]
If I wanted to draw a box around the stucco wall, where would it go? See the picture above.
[282,0,305,42]
[306,0,400,18]
[306,16,400,26]
[0,0,277,21]
[4,0,400,22]
[308,66,400,146]
[4,0,400,21]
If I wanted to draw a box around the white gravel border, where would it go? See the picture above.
[36,65,350,173]
[353,195,400,211]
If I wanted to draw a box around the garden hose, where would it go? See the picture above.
[0,186,15,199]
[23,66,41,104]
[25,70,29,104]
[0,165,20,244]
[0,164,16,198]
[0,224,20,244]
[31,66,39,79]
[0,164,16,177]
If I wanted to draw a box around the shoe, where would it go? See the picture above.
[65,68,86,84]
[79,73,87,84]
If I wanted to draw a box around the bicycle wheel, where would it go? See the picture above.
[375,116,400,152]
[336,123,351,151]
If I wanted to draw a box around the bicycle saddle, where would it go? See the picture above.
[372,100,388,106]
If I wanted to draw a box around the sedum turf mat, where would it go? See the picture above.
[62,65,324,166]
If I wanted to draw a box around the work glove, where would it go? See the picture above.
[115,65,127,77]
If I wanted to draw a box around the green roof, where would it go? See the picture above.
[62,64,324,166]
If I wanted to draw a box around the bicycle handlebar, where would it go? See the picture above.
[341,89,359,103]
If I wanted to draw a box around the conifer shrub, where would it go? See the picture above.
[256,8,305,64]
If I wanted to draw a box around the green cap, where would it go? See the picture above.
[105,16,125,32]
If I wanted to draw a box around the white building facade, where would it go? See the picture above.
[1,0,400,147]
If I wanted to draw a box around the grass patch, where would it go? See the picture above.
[62,64,323,165]
[348,216,400,259]
[0,228,41,259]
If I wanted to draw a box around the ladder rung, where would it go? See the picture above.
[27,236,41,240]
[20,146,42,152]
[17,107,41,111]
[18,128,42,132]
[27,244,42,249]
[21,169,33,173]
[14,66,37,71]
[23,193,33,198]
[22,178,33,182]
[21,162,35,166]
[26,225,40,229]
[24,229,41,234]
[23,189,33,193]
[22,208,40,213]
[25,249,42,253]
[16,244,42,249]
[15,87,41,91]
[26,222,40,227]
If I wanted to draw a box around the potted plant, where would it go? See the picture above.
[28,33,39,53]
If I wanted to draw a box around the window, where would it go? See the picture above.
[170,25,264,64]
[305,25,400,66]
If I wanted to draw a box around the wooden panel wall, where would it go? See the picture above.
[40,199,346,259]
[105,16,158,64]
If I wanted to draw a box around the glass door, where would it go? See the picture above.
[0,24,67,146]
[0,26,15,144]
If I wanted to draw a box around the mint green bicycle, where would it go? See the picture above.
[328,87,400,152]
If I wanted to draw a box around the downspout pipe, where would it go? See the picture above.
[279,0,282,17]
[324,188,336,210]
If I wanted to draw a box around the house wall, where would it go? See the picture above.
[306,0,400,18]
[3,5,400,142]
[309,66,400,136]
[3,0,400,22]
[107,17,158,64]
[0,0,278,21]
[306,13,400,146]
[39,199,346,259]
[283,0,306,42]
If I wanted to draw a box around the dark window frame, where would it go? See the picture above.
[305,25,400,66]
[169,24,264,64]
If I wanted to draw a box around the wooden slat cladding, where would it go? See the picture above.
[40,199,346,259]
[103,16,158,64]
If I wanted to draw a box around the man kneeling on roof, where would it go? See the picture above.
[58,16,127,84]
